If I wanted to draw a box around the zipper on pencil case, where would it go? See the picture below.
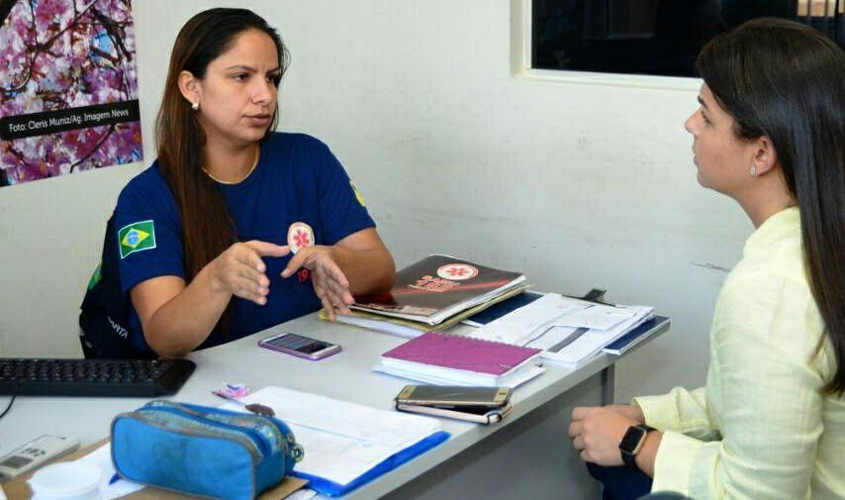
[176,403,283,454]
[143,401,294,459]
[142,401,276,458]
[135,406,265,459]
[167,401,289,457]
[137,404,269,459]
[147,400,289,458]
[206,413,285,457]
[122,411,262,463]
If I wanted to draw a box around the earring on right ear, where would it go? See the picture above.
[750,164,758,177]
[191,101,199,111]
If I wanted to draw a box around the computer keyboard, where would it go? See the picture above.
[0,358,196,397]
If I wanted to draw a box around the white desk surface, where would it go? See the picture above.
[0,314,667,500]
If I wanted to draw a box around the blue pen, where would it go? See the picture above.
[108,473,120,485]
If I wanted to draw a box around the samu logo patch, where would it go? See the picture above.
[118,220,156,259]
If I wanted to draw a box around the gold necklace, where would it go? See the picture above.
[202,145,260,185]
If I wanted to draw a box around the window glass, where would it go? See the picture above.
[532,0,844,77]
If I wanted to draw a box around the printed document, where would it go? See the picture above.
[227,386,443,487]
[468,294,653,365]
[467,294,589,346]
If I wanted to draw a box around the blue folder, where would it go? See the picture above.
[294,431,451,497]
[462,291,544,326]
[603,316,671,355]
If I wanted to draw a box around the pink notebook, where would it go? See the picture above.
[381,332,542,376]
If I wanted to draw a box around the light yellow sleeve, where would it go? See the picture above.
[649,273,826,500]
[632,387,718,440]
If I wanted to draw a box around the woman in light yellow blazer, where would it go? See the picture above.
[569,18,845,500]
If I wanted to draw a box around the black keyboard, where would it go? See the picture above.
[0,358,196,397]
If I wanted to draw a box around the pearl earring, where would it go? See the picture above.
[750,164,758,177]
[191,101,199,111]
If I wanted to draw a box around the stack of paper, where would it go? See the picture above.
[461,291,544,327]
[319,286,527,339]
[602,315,671,356]
[328,254,529,337]
[223,386,450,497]
[467,294,654,366]
[373,332,545,387]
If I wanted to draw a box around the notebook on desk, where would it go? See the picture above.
[376,332,545,386]
[323,285,529,339]
[352,254,527,325]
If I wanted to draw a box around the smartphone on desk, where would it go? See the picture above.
[394,385,512,410]
[395,402,514,425]
[258,332,341,361]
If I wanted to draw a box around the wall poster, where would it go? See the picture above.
[0,0,142,187]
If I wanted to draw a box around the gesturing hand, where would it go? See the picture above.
[569,406,638,466]
[211,241,291,305]
[281,246,353,320]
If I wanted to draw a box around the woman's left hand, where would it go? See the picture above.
[281,246,354,319]
[569,406,638,466]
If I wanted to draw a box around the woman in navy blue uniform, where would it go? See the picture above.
[115,8,395,357]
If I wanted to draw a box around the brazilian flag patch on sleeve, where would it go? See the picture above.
[118,220,157,259]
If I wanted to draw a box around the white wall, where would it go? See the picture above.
[0,0,753,402]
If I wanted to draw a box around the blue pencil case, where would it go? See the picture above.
[111,400,304,500]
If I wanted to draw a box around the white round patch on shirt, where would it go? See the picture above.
[287,222,315,254]
[436,263,479,281]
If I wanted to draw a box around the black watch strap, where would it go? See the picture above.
[619,425,655,467]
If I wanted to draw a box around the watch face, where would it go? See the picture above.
[619,426,647,453]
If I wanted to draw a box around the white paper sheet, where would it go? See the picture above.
[536,310,654,366]
[372,362,545,388]
[227,386,444,487]
[549,303,636,331]
[73,443,145,500]
[332,314,422,339]
[522,325,578,351]
[468,294,654,366]
[468,294,589,345]
[286,488,317,500]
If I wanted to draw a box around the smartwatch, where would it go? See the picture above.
[619,425,655,467]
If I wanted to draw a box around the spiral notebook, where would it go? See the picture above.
[377,332,544,386]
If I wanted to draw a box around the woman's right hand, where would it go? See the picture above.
[211,241,291,305]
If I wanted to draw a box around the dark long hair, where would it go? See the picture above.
[697,18,845,394]
[156,8,289,284]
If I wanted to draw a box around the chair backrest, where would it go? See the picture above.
[79,213,150,359]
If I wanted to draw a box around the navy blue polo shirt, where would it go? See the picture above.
[115,133,375,353]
